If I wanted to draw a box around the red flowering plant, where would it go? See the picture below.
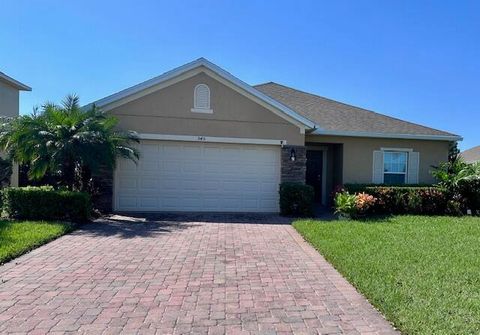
[334,190,376,219]
[355,192,377,215]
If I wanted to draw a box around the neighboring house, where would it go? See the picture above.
[87,58,461,213]
[0,71,31,187]
[461,146,480,163]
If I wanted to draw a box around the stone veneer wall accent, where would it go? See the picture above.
[281,146,306,183]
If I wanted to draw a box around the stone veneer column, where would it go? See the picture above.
[281,145,306,183]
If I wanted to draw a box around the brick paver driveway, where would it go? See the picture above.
[0,214,397,334]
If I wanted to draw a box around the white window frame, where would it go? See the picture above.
[382,149,410,184]
[191,83,213,113]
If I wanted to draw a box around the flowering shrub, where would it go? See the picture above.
[341,185,454,215]
[334,191,376,219]
[355,192,376,214]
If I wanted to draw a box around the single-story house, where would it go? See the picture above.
[88,58,461,213]
[461,146,480,163]
[0,71,31,187]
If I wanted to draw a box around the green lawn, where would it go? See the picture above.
[0,220,73,264]
[294,216,480,335]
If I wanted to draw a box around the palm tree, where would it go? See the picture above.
[0,95,139,190]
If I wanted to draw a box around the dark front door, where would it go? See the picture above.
[306,150,323,202]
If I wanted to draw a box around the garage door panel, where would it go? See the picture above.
[139,197,158,209]
[182,179,203,191]
[115,140,280,212]
[182,145,203,158]
[242,199,260,210]
[139,177,158,190]
[164,161,183,174]
[118,196,137,209]
[202,181,222,191]
[141,143,159,154]
[183,163,202,174]
[119,159,137,171]
[118,177,137,190]
[261,181,279,192]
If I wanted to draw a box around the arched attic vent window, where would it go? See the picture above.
[191,84,213,113]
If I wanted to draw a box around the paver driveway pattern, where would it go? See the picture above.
[0,214,397,334]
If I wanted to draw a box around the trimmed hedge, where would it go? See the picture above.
[344,183,434,193]
[3,186,91,222]
[279,182,314,217]
[341,185,452,215]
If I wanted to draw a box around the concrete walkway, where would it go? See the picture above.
[0,214,397,334]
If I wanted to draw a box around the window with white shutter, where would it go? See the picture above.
[383,151,408,184]
[372,148,420,185]
[407,152,420,184]
[191,84,213,113]
[372,151,384,184]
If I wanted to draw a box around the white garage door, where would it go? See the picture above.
[114,140,281,212]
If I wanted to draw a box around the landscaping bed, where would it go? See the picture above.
[294,216,480,334]
[0,220,74,264]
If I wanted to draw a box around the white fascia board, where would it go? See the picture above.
[90,59,204,109]
[310,129,462,141]
[85,58,316,130]
[0,72,31,91]
[139,133,287,146]
[200,68,309,130]
[201,59,316,129]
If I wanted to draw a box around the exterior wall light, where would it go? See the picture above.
[290,148,296,162]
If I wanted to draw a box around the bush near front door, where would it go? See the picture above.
[279,182,314,217]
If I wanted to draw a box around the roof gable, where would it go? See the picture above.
[0,72,31,91]
[88,58,315,131]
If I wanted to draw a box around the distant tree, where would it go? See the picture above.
[448,141,460,163]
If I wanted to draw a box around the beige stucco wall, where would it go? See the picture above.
[0,81,20,186]
[0,81,20,118]
[108,72,304,145]
[306,135,450,184]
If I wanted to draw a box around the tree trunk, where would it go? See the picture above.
[62,160,76,190]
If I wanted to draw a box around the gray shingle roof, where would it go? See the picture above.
[254,82,458,138]
[461,146,480,163]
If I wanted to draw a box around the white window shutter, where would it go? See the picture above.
[372,150,384,184]
[407,152,420,184]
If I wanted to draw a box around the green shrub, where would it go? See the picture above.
[342,185,449,215]
[279,182,314,217]
[2,186,91,222]
[334,191,377,219]
[344,183,433,193]
[431,159,480,215]
[334,191,357,219]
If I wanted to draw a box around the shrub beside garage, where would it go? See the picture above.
[279,182,315,217]
[2,186,91,222]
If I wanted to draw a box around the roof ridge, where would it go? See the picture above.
[254,81,456,136]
